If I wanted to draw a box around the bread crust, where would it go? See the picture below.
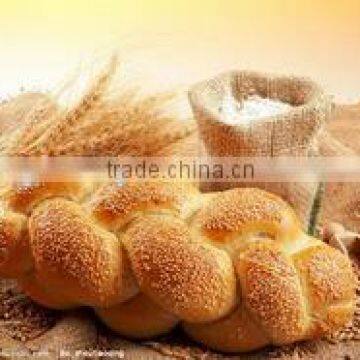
[0,210,32,277]
[89,180,199,230]
[0,179,356,352]
[123,214,237,323]
[235,243,306,344]
[183,304,269,352]
[96,293,179,339]
[29,198,137,307]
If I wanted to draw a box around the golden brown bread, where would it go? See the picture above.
[0,179,356,352]
[96,293,179,339]
[123,214,237,323]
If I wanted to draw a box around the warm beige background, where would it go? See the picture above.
[0,0,359,102]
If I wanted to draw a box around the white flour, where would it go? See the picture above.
[219,94,291,125]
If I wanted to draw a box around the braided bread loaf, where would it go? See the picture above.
[0,179,356,352]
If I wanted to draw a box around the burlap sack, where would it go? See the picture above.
[189,71,332,230]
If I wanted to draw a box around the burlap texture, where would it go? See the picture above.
[189,71,332,230]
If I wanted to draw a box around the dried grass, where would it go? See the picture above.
[0,55,195,156]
